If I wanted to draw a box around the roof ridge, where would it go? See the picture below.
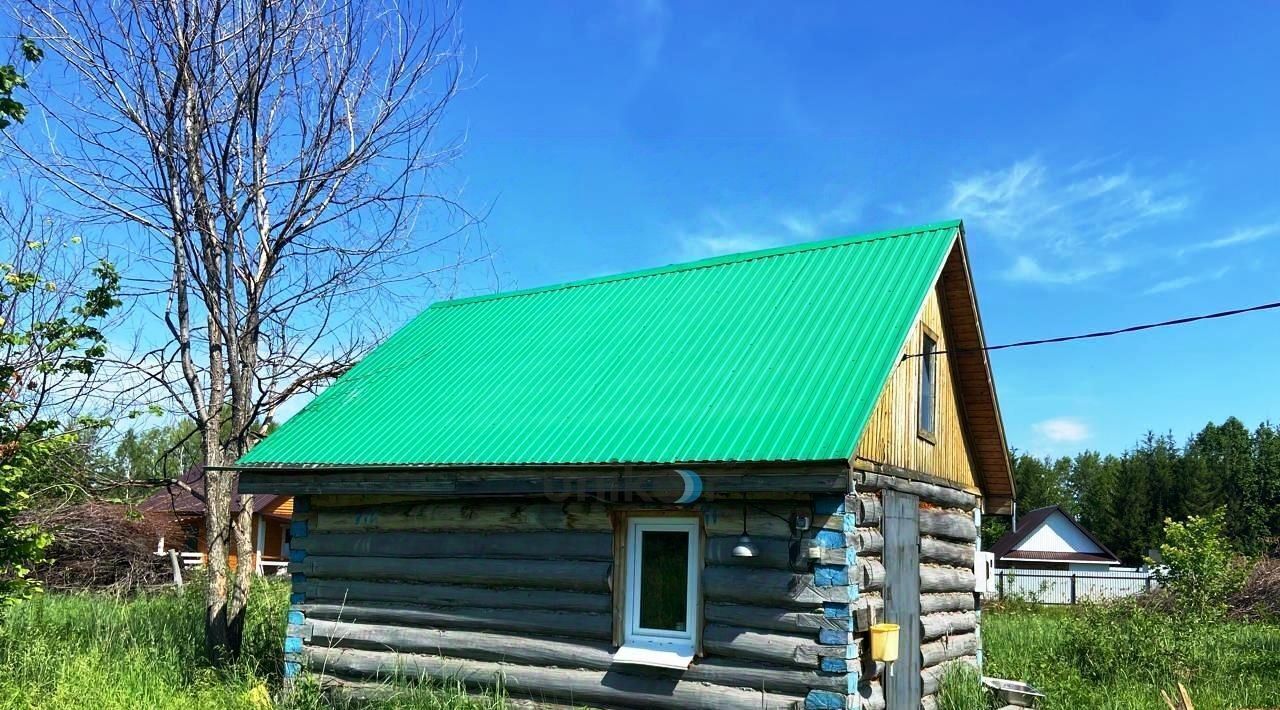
[435,219,962,309]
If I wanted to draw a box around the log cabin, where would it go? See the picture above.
[234,220,1015,710]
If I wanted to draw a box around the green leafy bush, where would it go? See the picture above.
[1149,509,1248,620]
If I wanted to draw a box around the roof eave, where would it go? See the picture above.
[1000,556,1118,565]
[951,222,1016,507]
[226,457,851,473]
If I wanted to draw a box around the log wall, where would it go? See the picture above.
[851,471,981,710]
[281,470,984,710]
[287,494,869,710]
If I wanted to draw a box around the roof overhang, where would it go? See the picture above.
[231,460,851,498]
[1000,556,1117,565]
[1000,548,1120,564]
[940,225,1016,510]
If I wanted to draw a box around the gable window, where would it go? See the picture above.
[918,327,938,442]
[613,516,701,669]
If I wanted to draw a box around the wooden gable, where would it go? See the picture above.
[855,278,979,491]
[261,496,294,519]
[854,232,1014,512]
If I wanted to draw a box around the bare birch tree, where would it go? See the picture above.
[7,0,484,658]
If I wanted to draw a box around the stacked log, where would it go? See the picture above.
[294,496,834,709]
[852,472,980,710]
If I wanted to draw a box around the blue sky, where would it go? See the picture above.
[438,2,1280,458]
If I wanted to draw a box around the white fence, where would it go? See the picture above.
[177,551,205,569]
[993,568,1156,604]
[155,549,289,583]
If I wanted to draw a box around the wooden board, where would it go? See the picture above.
[883,489,922,710]
[854,283,980,491]
[308,499,802,539]
[241,464,846,497]
[939,242,1014,504]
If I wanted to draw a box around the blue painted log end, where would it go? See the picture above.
[805,689,846,709]
[814,564,850,587]
[814,529,844,549]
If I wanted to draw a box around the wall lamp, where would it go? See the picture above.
[731,507,759,557]
[731,504,812,572]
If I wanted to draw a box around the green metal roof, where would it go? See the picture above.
[239,220,962,468]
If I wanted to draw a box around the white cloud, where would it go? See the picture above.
[950,160,1047,239]
[1177,223,1280,256]
[681,234,775,259]
[779,213,820,239]
[676,200,862,260]
[1005,254,1126,285]
[1142,266,1230,295]
[1032,417,1091,444]
[949,156,1190,285]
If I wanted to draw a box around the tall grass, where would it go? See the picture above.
[935,664,986,710]
[0,576,286,709]
[5,582,1279,709]
[981,603,1280,710]
[0,579,508,709]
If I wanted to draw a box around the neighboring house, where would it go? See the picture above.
[989,505,1120,572]
[139,466,293,573]
[238,220,1015,710]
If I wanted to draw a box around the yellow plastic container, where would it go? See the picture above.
[869,623,900,662]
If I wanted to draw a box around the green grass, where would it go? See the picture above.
[935,664,987,710]
[5,584,1279,709]
[0,579,506,709]
[0,579,284,709]
[977,603,1280,710]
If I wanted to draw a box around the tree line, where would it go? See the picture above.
[989,417,1280,564]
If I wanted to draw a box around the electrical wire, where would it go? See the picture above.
[902,299,1280,360]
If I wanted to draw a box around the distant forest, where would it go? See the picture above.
[992,417,1280,564]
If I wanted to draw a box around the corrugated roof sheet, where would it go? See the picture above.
[239,221,962,467]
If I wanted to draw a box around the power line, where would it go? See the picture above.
[902,299,1280,360]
